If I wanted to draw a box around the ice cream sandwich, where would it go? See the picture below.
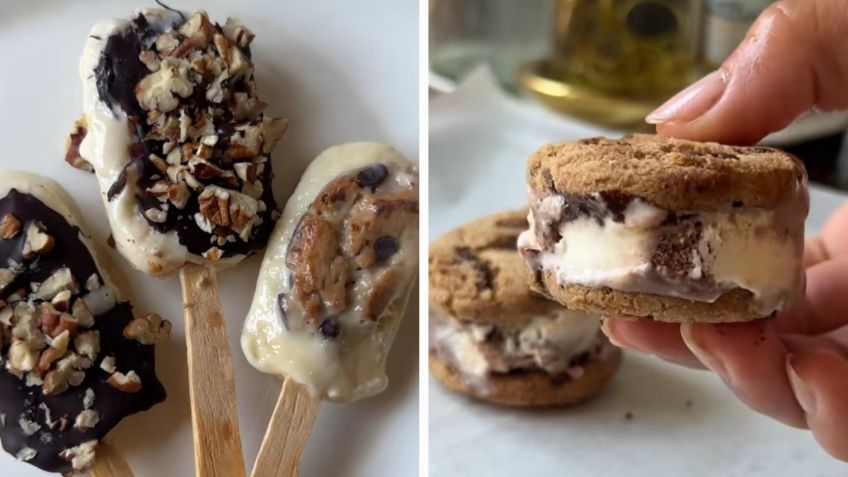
[430,210,621,406]
[519,134,808,322]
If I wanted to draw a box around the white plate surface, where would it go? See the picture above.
[0,1,418,476]
[429,69,848,477]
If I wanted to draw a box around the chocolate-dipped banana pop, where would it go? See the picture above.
[72,7,285,275]
[0,172,169,475]
[242,143,419,476]
[68,8,286,476]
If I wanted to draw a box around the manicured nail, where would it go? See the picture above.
[601,319,627,348]
[646,70,728,125]
[787,354,817,416]
[680,323,729,380]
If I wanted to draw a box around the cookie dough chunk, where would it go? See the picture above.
[519,134,809,322]
[0,172,169,474]
[430,210,621,406]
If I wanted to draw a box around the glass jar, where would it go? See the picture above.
[553,0,701,99]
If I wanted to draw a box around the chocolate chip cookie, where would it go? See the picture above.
[430,210,621,406]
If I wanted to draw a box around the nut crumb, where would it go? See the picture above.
[16,447,37,462]
[83,388,96,410]
[64,117,93,173]
[107,370,142,393]
[60,440,97,471]
[0,213,21,239]
[18,417,41,436]
[74,409,100,431]
[123,314,171,345]
[202,247,223,262]
[100,356,117,374]
[22,222,55,259]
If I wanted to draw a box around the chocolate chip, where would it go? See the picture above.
[732,200,744,208]
[598,191,634,223]
[355,164,389,190]
[318,318,340,339]
[373,236,399,264]
[569,351,591,368]
[455,246,494,291]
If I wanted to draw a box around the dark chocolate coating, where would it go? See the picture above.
[95,14,167,119]
[93,12,276,260]
[0,190,166,474]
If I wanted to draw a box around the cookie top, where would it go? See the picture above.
[528,134,807,212]
[429,210,561,323]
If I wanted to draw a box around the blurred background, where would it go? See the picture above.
[429,0,848,191]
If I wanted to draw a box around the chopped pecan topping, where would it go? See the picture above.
[122,314,171,345]
[88,10,285,262]
[22,222,55,259]
[106,370,142,393]
[0,213,21,239]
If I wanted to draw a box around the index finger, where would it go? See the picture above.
[648,0,848,144]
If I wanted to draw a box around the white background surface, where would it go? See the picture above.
[429,70,848,477]
[0,1,419,476]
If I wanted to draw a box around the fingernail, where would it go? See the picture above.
[646,70,728,125]
[787,354,817,416]
[601,319,627,348]
[680,323,729,380]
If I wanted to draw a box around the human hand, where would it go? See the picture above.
[603,0,848,461]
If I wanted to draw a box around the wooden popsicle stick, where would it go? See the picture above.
[250,377,321,477]
[180,263,246,477]
[90,441,134,477]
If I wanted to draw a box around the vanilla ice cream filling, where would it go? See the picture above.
[519,193,805,315]
[431,309,606,381]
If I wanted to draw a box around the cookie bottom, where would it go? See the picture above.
[429,348,622,407]
[532,270,775,323]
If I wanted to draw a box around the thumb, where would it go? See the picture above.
[787,348,848,461]
[646,0,848,144]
